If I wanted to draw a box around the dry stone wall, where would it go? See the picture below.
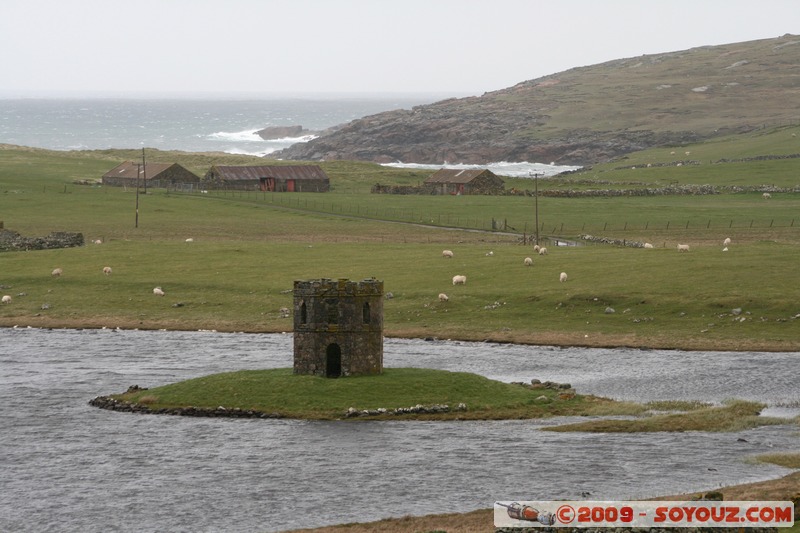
[0,230,84,252]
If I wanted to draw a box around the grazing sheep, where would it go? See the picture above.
[452,275,467,285]
[538,247,548,255]
[185,238,194,242]
[2,295,11,304]
[677,244,690,252]
[723,237,731,246]
[533,244,540,252]
[153,287,165,296]
[559,272,568,283]
[438,293,449,302]
[51,268,63,277]
[643,243,654,249]
[763,192,772,199]
[102,266,112,275]
[524,257,533,266]
[723,247,729,252]
[485,251,493,256]
[442,249,454,258]
[93,239,102,245]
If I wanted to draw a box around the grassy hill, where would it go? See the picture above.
[273,34,800,165]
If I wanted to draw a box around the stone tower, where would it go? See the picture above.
[293,278,383,377]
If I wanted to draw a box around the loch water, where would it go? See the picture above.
[0,328,797,533]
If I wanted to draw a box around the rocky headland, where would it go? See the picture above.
[272,34,800,166]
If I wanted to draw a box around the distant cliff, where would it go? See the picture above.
[273,34,800,166]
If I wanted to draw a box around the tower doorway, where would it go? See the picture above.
[325,343,342,378]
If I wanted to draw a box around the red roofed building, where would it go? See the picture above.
[204,165,330,192]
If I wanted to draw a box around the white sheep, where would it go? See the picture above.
[438,293,449,302]
[533,244,540,252]
[185,238,194,242]
[643,243,654,249]
[485,251,493,256]
[559,272,568,283]
[103,266,112,275]
[153,287,165,296]
[51,268,63,277]
[723,237,731,246]
[524,257,533,266]
[677,244,690,252]
[538,247,548,255]
[452,275,467,285]
[723,247,729,252]
[93,239,102,245]
[763,192,772,199]
[2,295,11,304]
[442,249,454,258]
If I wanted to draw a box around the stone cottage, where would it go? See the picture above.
[101,161,200,189]
[424,168,505,195]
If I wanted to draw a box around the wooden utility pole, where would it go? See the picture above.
[534,173,540,245]
[135,163,140,228]
[142,147,147,194]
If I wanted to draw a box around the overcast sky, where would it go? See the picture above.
[2,0,799,98]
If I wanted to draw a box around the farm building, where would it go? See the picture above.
[101,161,200,189]
[424,168,504,195]
[204,165,330,192]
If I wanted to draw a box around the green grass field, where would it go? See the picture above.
[1,131,799,350]
[112,367,612,420]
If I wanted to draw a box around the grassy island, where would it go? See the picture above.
[100,368,799,434]
[106,367,620,421]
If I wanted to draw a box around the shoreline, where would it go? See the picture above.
[277,472,800,533]
[1,320,798,353]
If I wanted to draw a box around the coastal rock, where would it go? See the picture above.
[255,125,309,140]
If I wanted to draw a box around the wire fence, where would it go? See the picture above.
[171,188,798,237]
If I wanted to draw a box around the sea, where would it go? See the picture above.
[0,95,579,177]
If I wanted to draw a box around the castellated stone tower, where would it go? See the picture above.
[293,278,383,377]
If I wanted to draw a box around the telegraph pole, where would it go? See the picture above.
[135,163,140,228]
[533,172,540,245]
[142,147,147,194]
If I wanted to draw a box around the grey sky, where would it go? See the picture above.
[2,0,799,98]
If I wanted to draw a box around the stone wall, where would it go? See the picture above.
[0,230,84,252]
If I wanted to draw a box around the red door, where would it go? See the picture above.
[287,179,295,192]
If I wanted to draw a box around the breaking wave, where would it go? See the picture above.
[382,160,582,178]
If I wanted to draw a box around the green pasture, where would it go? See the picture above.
[1,237,798,349]
[1,138,799,350]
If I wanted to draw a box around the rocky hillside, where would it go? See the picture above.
[273,34,800,166]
